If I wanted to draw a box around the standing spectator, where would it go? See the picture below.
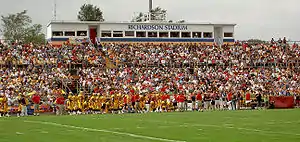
[231,94,237,110]
[19,95,28,117]
[55,95,65,115]
[178,93,185,112]
[184,95,188,111]
[263,95,269,109]
[203,94,211,110]
[196,92,203,111]
[191,93,196,111]
[278,38,283,44]
[271,38,275,44]
[32,92,41,116]
[283,37,287,44]
[256,93,262,109]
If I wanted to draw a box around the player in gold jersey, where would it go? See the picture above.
[0,94,5,117]
[66,94,73,115]
[139,95,146,113]
[77,94,84,114]
[88,95,95,114]
[72,96,78,115]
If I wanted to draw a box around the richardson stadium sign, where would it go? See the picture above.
[128,24,188,31]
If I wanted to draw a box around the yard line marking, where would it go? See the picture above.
[110,128,123,130]
[223,123,234,126]
[158,126,171,128]
[144,120,300,137]
[40,131,49,134]
[24,120,186,142]
[16,132,24,135]
[265,120,300,125]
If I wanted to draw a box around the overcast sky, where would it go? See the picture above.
[0,0,299,40]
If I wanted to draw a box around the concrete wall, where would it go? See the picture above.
[46,25,52,39]
[222,25,235,39]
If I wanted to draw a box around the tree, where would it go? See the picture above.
[1,10,31,42]
[131,6,167,22]
[1,10,45,44]
[131,12,146,22]
[24,24,45,45]
[150,6,167,21]
[177,20,185,23]
[131,6,185,22]
[77,4,104,21]
[246,39,267,45]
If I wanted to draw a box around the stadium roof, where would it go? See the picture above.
[47,20,236,27]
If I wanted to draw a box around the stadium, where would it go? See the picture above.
[1,0,300,142]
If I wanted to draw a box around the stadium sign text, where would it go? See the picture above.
[128,24,188,31]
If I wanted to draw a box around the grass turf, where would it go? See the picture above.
[0,109,300,142]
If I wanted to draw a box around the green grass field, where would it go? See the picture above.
[0,109,300,142]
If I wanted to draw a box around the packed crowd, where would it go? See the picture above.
[0,39,300,117]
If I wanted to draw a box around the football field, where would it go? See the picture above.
[0,109,300,142]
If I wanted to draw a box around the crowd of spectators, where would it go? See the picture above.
[0,39,300,116]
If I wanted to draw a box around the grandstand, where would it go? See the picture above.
[1,1,300,142]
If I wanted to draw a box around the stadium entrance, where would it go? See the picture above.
[89,26,97,44]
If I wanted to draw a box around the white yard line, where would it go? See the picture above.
[16,132,24,135]
[40,131,49,134]
[145,120,300,137]
[24,120,186,142]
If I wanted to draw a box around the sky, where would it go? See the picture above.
[0,0,299,40]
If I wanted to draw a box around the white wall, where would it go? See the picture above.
[51,23,89,31]
[222,26,234,33]
[222,25,235,39]
[46,25,52,39]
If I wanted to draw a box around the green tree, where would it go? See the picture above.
[1,10,45,44]
[1,10,31,42]
[24,24,45,45]
[77,4,104,21]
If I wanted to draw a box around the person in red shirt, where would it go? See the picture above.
[134,94,140,112]
[55,95,65,115]
[245,91,251,106]
[178,93,185,112]
[32,93,41,116]
[130,94,136,112]
[196,92,203,111]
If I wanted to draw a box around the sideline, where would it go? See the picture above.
[24,120,186,142]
